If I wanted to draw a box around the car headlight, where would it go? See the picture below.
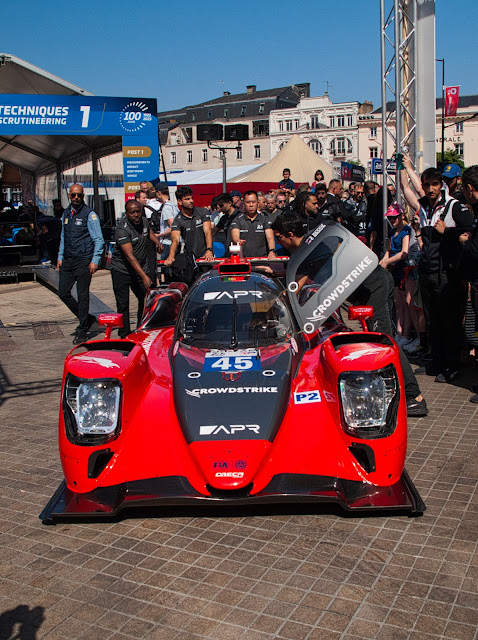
[339,365,399,438]
[64,375,121,444]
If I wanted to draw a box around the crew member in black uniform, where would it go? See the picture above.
[269,212,428,417]
[57,183,104,344]
[230,191,277,258]
[164,186,214,265]
[110,200,161,338]
[212,192,240,254]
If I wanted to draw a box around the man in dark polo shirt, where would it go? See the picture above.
[230,190,277,258]
[164,186,214,265]
[212,192,240,254]
[110,200,161,338]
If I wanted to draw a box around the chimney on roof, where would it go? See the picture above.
[246,85,256,94]
[358,101,374,114]
[223,91,231,96]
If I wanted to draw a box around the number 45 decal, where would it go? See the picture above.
[204,356,260,372]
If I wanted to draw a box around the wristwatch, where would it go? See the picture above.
[268,248,277,253]
[206,247,214,252]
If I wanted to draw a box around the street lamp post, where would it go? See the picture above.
[436,58,445,162]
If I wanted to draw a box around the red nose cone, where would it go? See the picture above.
[189,440,271,491]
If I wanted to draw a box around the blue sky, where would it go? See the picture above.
[3,1,477,112]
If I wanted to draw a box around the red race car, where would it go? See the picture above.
[41,222,425,523]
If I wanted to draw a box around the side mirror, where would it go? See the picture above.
[98,313,124,339]
[348,306,373,332]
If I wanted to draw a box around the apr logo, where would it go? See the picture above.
[199,424,260,436]
[204,291,263,301]
[120,101,151,133]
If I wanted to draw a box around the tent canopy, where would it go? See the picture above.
[0,54,120,175]
[230,134,333,185]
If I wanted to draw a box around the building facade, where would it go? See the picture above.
[269,93,374,168]
[358,94,478,178]
[158,84,310,172]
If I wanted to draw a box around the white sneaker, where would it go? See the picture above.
[403,337,420,352]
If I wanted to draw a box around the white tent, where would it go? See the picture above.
[167,164,260,185]
[230,134,333,184]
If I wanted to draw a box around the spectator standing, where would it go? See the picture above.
[276,193,288,211]
[311,170,325,192]
[230,190,245,214]
[442,163,462,199]
[326,180,348,224]
[230,191,277,258]
[57,184,104,344]
[257,192,267,212]
[135,189,158,284]
[401,159,473,382]
[264,194,278,217]
[151,183,178,261]
[316,182,343,223]
[110,200,160,338]
[380,203,414,347]
[278,169,296,197]
[135,190,149,216]
[145,187,161,215]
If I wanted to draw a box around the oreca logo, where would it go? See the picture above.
[120,101,149,133]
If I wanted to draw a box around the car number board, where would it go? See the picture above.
[203,349,260,372]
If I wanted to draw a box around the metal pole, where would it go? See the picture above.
[221,149,227,192]
[441,59,445,161]
[394,0,402,205]
[380,0,389,255]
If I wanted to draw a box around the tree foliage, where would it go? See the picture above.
[436,149,465,171]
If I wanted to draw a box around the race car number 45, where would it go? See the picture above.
[204,351,260,372]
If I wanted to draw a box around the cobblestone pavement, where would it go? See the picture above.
[0,272,477,640]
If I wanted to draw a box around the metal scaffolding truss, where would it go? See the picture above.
[380,0,418,188]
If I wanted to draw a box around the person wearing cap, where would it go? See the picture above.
[380,203,423,353]
[442,163,462,199]
[230,190,245,213]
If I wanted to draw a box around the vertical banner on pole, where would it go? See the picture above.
[445,86,460,117]
[123,133,160,202]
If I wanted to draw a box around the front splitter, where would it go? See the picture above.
[40,471,425,524]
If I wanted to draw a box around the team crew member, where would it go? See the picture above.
[269,213,428,417]
[230,191,277,258]
[57,183,104,345]
[164,186,214,264]
[110,200,161,338]
[212,193,240,253]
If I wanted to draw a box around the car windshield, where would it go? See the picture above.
[179,280,294,348]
